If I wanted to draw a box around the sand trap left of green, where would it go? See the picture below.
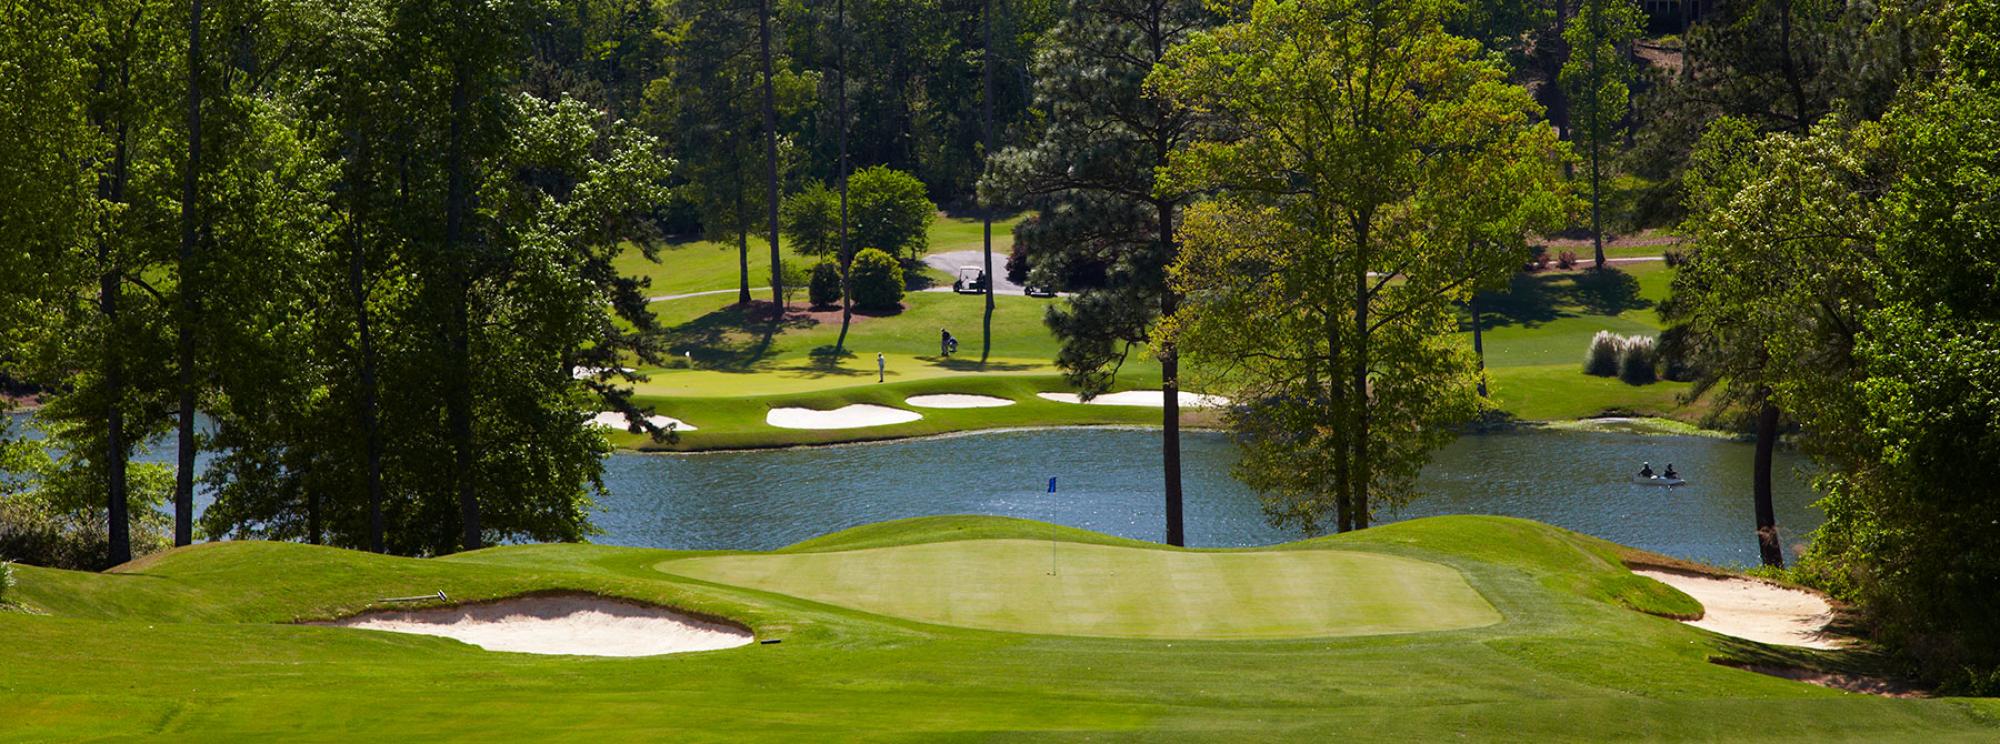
[660,539,1501,639]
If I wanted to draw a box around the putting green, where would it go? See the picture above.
[660,539,1501,639]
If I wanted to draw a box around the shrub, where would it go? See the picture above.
[1618,335,1658,384]
[0,561,11,605]
[1662,247,1688,267]
[1528,246,1551,271]
[849,248,904,310]
[1584,331,1622,376]
[1656,324,1701,381]
[808,261,843,308]
[1557,250,1578,270]
[779,260,812,308]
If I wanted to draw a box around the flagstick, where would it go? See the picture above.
[1048,476,1058,577]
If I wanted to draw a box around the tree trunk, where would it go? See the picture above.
[978,0,995,364]
[758,0,782,306]
[1754,398,1785,567]
[1160,203,1185,547]
[97,19,139,568]
[1588,13,1606,270]
[1351,212,1372,530]
[1326,311,1351,533]
[346,141,386,554]
[174,0,204,548]
[737,187,751,305]
[444,65,481,552]
[833,0,853,353]
[1471,295,1487,398]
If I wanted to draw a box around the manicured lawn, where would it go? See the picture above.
[614,214,1023,299]
[662,538,1500,638]
[1472,263,1701,421]
[5,515,1992,739]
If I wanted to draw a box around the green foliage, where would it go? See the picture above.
[780,182,844,259]
[1153,0,1566,532]
[981,0,1213,396]
[808,261,843,308]
[848,247,905,310]
[847,166,935,261]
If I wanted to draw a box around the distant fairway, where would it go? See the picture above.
[660,539,1501,639]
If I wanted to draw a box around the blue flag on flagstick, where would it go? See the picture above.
[1048,477,1057,493]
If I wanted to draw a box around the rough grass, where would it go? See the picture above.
[4,515,1992,740]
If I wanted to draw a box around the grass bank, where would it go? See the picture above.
[4,515,1990,739]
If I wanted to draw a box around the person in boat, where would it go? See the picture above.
[1663,463,1678,480]
[1639,462,1655,478]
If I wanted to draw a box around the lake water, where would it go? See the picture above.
[7,412,1820,567]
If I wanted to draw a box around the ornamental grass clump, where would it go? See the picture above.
[1617,334,1658,384]
[1585,331,1622,376]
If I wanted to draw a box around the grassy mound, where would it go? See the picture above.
[663,539,1499,639]
[4,515,1994,740]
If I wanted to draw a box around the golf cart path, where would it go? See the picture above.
[922,250,1025,295]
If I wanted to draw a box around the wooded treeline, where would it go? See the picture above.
[3,0,1997,692]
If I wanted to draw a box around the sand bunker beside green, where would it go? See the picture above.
[661,539,1500,639]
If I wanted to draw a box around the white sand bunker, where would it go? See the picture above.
[904,393,1016,409]
[766,404,923,429]
[589,411,697,432]
[315,593,752,657]
[1037,390,1231,408]
[1633,568,1841,649]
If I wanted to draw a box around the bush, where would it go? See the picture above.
[1584,331,1622,376]
[849,248,904,310]
[1662,247,1688,267]
[808,261,843,308]
[1618,335,1658,384]
[1557,250,1578,270]
[1656,324,1701,381]
[779,260,812,308]
[0,561,12,604]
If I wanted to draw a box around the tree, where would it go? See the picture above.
[1153,0,1565,533]
[978,0,995,363]
[983,0,1211,545]
[1667,115,1881,567]
[173,0,204,548]
[1559,0,1640,269]
[780,182,843,257]
[652,0,768,305]
[848,166,935,260]
[808,260,843,307]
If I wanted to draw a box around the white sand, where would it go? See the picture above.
[313,594,752,657]
[904,394,1016,409]
[1633,568,1841,649]
[589,411,697,432]
[766,404,923,429]
[1036,390,1231,408]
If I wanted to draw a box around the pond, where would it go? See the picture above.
[600,427,1822,567]
[6,412,1821,567]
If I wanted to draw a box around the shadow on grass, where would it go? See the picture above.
[1467,268,1653,332]
[927,357,1040,372]
[664,301,817,372]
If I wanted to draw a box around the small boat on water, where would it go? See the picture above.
[1634,475,1686,487]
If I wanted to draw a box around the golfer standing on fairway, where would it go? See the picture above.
[877,353,885,383]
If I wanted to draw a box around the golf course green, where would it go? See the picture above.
[662,538,1500,638]
[6,515,1996,740]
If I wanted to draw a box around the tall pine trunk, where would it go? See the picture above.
[96,16,139,567]
[978,0,995,363]
[736,186,751,305]
[1351,212,1372,530]
[346,139,386,553]
[444,65,481,551]
[1160,203,1184,546]
[758,0,781,306]
[833,0,853,352]
[1471,296,1487,397]
[1587,12,1606,270]
[174,0,204,548]
[1754,398,1785,567]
